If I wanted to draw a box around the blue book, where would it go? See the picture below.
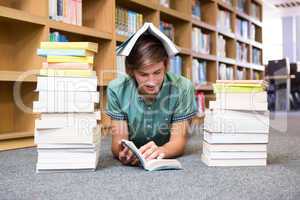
[37,49,92,57]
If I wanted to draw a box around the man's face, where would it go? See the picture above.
[133,61,166,96]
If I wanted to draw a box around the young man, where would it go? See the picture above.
[106,34,197,166]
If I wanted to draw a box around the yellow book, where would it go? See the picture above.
[40,42,98,52]
[47,56,94,64]
[213,84,265,93]
[39,69,96,77]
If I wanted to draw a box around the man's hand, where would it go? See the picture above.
[118,143,139,166]
[139,141,165,161]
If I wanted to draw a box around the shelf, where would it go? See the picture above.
[159,6,191,22]
[192,19,216,32]
[0,71,37,82]
[217,29,235,39]
[177,46,191,55]
[235,35,251,45]
[0,6,46,26]
[0,131,33,141]
[236,61,252,69]
[251,41,263,49]
[116,34,128,43]
[48,20,113,40]
[192,52,217,61]
[194,84,213,91]
[0,137,35,151]
[218,57,236,65]
[217,1,234,12]
[116,0,157,11]
[251,64,265,71]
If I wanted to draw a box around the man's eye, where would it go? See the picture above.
[154,70,161,75]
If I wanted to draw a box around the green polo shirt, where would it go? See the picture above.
[106,72,197,148]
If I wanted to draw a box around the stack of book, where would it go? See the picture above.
[217,35,226,58]
[160,21,175,42]
[250,2,261,21]
[196,91,205,115]
[192,59,207,85]
[115,7,143,37]
[237,0,247,13]
[33,42,101,172]
[202,80,269,166]
[236,18,249,39]
[49,0,82,26]
[218,63,233,80]
[236,68,245,80]
[192,27,210,54]
[169,55,182,76]
[253,48,262,65]
[160,0,170,8]
[192,0,201,20]
[236,42,248,63]
[217,9,232,33]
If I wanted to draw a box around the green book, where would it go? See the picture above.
[213,84,265,93]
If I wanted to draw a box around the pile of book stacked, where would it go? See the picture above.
[33,42,101,172]
[202,80,269,166]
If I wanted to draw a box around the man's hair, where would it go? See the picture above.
[125,34,169,70]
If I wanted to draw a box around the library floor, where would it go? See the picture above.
[1,112,300,200]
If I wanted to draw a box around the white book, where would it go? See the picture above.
[202,141,267,152]
[33,100,95,113]
[201,154,267,167]
[36,76,97,92]
[38,91,99,103]
[34,125,100,144]
[121,140,182,171]
[204,110,269,133]
[35,118,97,129]
[36,160,99,172]
[215,92,267,103]
[209,100,268,111]
[204,131,269,144]
[40,111,101,121]
[37,143,99,149]
[202,148,267,159]
[116,22,179,57]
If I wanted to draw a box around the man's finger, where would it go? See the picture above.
[148,150,160,160]
[142,146,156,160]
[139,141,155,154]
[130,158,139,166]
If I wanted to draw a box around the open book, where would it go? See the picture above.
[121,139,182,171]
[116,22,179,57]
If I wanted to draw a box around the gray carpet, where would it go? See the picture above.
[1,112,300,200]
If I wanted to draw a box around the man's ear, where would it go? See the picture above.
[125,67,134,77]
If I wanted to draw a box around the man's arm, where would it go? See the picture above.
[140,120,189,160]
[111,120,139,165]
[111,120,129,158]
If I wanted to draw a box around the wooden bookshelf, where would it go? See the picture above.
[0,0,264,150]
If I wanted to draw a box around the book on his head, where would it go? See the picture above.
[121,139,182,171]
[116,22,179,57]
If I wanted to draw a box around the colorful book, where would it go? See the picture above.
[47,56,94,64]
[37,49,94,57]
[42,62,92,70]
[40,42,98,52]
[39,69,96,77]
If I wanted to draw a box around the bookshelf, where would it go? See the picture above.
[0,0,264,150]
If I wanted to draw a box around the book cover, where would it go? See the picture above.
[40,42,98,52]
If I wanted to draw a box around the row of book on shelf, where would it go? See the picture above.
[222,0,261,21]
[192,27,210,55]
[115,6,144,37]
[49,0,82,26]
